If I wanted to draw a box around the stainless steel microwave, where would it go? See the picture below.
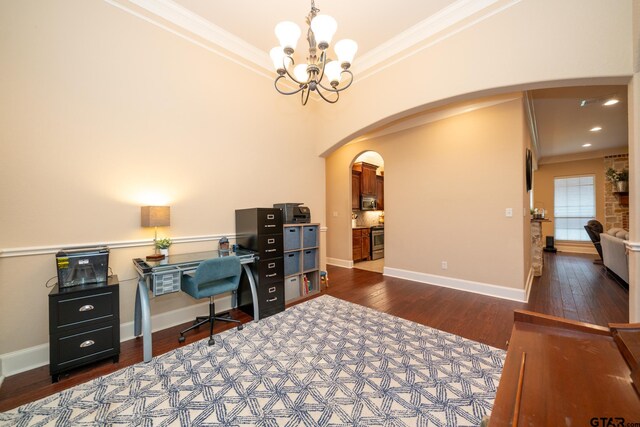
[361,195,377,211]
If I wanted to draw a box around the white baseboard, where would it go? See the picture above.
[0,343,49,379]
[0,295,233,378]
[326,257,353,268]
[383,267,527,302]
[556,243,597,255]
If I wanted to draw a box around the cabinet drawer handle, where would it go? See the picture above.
[268,287,276,293]
[265,249,276,253]
[80,340,95,348]
[267,214,274,219]
[268,263,276,268]
[79,305,94,312]
[265,224,276,228]
[266,297,278,302]
[266,273,277,278]
[268,238,275,244]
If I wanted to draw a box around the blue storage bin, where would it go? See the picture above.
[303,248,317,271]
[284,226,301,250]
[303,226,318,248]
[285,276,301,301]
[284,251,300,276]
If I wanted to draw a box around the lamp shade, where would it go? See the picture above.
[275,21,301,52]
[270,47,287,71]
[141,206,170,227]
[293,64,309,83]
[335,39,358,67]
[310,14,337,49]
[324,60,342,84]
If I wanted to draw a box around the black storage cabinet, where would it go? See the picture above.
[48,275,120,382]
[235,208,285,319]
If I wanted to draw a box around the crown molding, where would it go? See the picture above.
[355,0,508,73]
[114,0,271,70]
[107,0,521,81]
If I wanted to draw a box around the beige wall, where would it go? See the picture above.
[0,1,324,355]
[327,97,528,290]
[1,0,638,367]
[533,158,607,244]
[315,0,632,156]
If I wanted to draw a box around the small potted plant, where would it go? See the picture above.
[605,167,629,192]
[155,237,172,256]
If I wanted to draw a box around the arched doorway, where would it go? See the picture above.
[351,151,384,273]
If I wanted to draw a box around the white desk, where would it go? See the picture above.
[132,249,259,362]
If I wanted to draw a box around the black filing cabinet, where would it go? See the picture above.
[48,275,120,382]
[235,208,285,319]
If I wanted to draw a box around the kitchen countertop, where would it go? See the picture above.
[352,226,370,230]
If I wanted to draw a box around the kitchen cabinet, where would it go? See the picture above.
[352,228,371,262]
[376,175,384,210]
[352,170,361,210]
[353,162,377,196]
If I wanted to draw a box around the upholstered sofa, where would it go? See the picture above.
[600,228,629,284]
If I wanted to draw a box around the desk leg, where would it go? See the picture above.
[135,278,153,363]
[242,263,260,321]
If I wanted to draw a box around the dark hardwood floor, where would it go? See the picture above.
[0,251,629,412]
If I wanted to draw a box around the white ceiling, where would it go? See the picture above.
[173,0,457,59]
[121,1,630,160]
[531,86,628,160]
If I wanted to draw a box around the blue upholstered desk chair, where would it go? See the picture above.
[178,256,244,346]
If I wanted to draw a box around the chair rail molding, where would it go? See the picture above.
[0,234,235,258]
[626,240,640,252]
[1,227,327,258]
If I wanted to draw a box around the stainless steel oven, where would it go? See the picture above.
[371,225,384,260]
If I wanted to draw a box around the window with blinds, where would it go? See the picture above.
[554,175,595,241]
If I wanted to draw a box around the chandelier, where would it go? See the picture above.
[270,0,358,105]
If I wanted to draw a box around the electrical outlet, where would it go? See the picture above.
[505,208,513,217]
[441,261,448,270]
[332,211,338,217]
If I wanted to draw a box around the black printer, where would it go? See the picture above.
[273,203,311,224]
[56,246,110,288]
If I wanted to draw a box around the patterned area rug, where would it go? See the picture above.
[0,295,505,426]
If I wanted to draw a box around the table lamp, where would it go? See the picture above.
[141,206,170,261]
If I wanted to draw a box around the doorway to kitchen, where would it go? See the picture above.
[351,151,384,273]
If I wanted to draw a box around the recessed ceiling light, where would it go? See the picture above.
[590,126,602,132]
[582,143,592,147]
[603,98,619,106]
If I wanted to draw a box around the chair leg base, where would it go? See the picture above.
[178,301,243,344]
[207,338,215,346]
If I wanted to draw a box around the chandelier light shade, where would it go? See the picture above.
[272,0,358,105]
[310,15,337,49]
[335,39,358,67]
[275,21,301,53]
